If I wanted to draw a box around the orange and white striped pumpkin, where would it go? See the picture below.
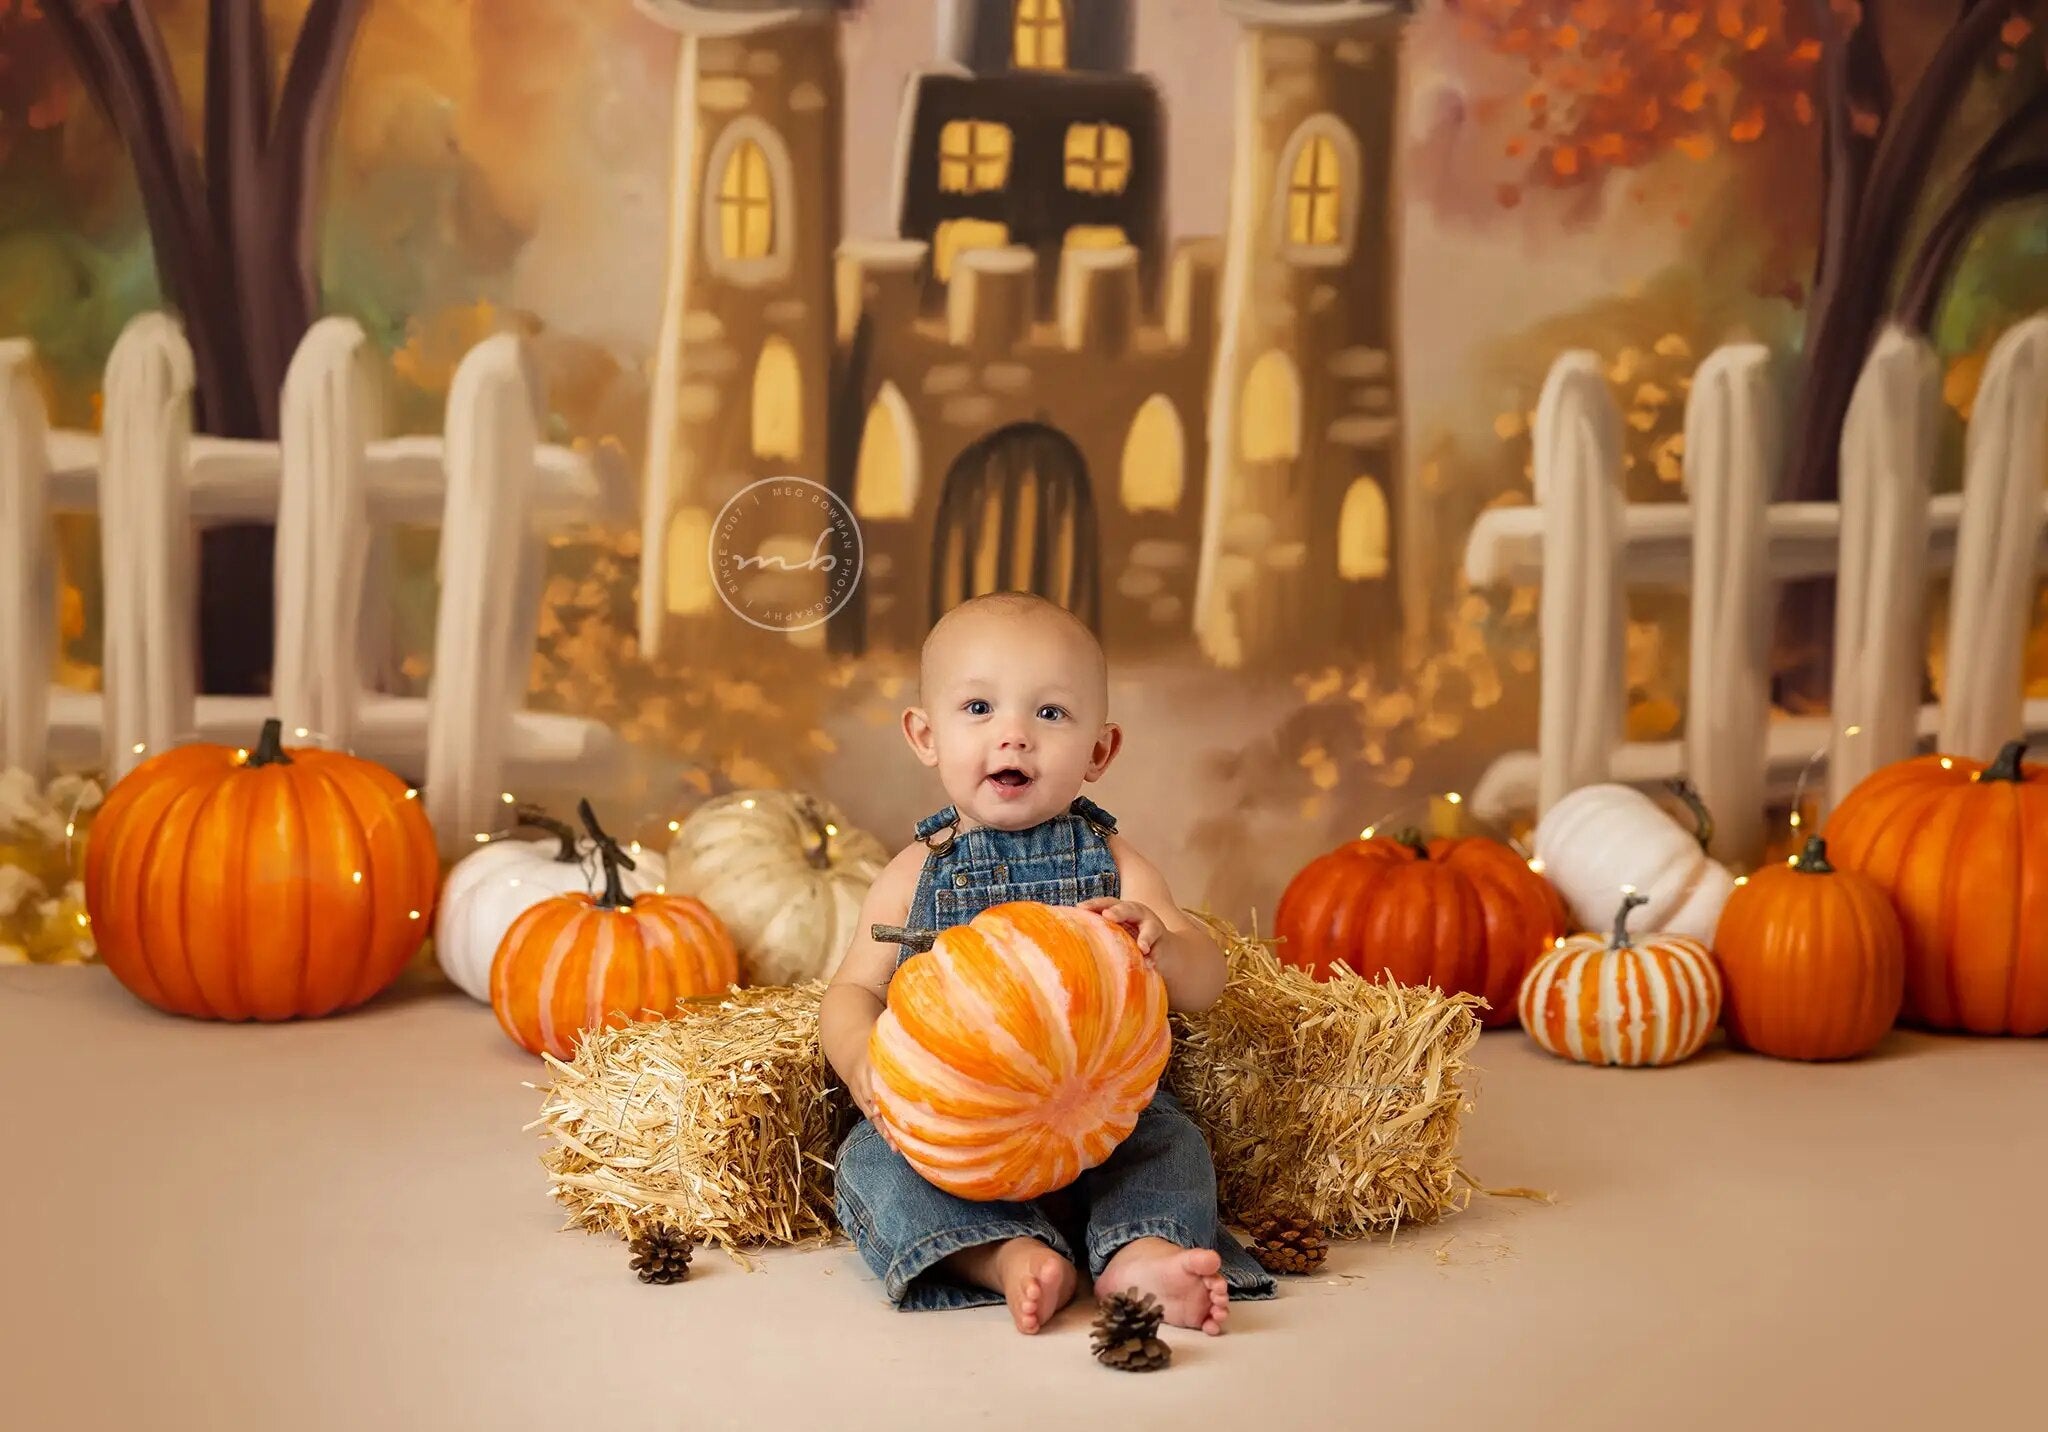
[488,803,739,1059]
[1519,892,1723,1067]
[868,902,1170,1202]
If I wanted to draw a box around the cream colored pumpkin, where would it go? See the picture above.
[435,815,655,1003]
[1532,782,1734,941]
[664,790,887,985]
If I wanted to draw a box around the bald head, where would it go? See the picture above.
[919,592,1107,716]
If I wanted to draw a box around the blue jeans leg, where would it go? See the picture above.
[835,1119,1077,1311]
[1073,1088,1277,1301]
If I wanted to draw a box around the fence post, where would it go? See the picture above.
[99,313,196,779]
[274,317,382,751]
[1533,350,1626,814]
[1681,344,1778,867]
[425,334,539,851]
[1828,325,1939,812]
[1939,314,2048,761]
[0,341,54,776]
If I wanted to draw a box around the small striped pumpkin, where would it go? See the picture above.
[1519,892,1723,1067]
[868,902,1170,1202]
[489,803,739,1059]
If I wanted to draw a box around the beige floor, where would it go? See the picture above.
[5,966,2045,1432]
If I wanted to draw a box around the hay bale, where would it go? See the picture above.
[1169,913,1483,1237]
[530,914,1483,1256]
[529,982,848,1256]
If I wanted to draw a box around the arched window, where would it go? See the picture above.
[855,383,920,520]
[1275,116,1361,261]
[1339,478,1390,580]
[703,121,794,282]
[1121,395,1184,513]
[752,337,802,461]
[665,506,713,615]
[1015,0,1067,70]
[1240,350,1301,462]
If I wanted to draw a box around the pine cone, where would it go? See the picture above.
[1091,1288,1171,1372]
[628,1224,694,1284]
[1247,1212,1328,1275]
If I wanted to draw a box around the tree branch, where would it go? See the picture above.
[1809,0,1889,301]
[1858,0,2016,254]
[1899,159,2048,329]
[262,0,369,386]
[207,0,278,429]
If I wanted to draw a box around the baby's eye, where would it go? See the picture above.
[964,699,992,717]
[1037,705,1067,722]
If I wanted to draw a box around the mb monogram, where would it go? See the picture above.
[710,477,865,633]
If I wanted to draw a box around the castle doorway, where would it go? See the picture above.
[930,422,1100,629]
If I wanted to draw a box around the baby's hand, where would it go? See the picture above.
[844,1053,900,1151]
[1078,897,1166,959]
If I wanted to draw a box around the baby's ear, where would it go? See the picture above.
[901,707,940,766]
[1087,721,1123,776]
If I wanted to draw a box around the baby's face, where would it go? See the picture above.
[908,610,1115,831]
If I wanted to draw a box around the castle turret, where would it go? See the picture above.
[1193,0,1409,669]
[638,0,846,656]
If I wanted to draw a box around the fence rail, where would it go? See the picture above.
[1462,314,2048,868]
[0,312,635,854]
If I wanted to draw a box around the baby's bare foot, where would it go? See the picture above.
[994,1238,1077,1335]
[1097,1238,1230,1336]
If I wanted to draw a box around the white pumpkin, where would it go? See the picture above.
[435,813,657,1003]
[664,789,888,985]
[1532,782,1734,941]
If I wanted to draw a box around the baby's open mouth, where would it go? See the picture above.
[986,768,1033,790]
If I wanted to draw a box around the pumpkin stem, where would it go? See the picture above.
[513,804,580,863]
[1609,891,1649,949]
[797,794,833,871]
[1980,740,2028,783]
[1394,828,1430,860]
[872,922,936,952]
[578,798,639,910]
[1665,778,1713,853]
[249,718,292,767]
[1792,836,1834,874]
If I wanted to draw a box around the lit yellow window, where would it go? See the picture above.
[855,384,918,520]
[1240,350,1301,462]
[1065,224,1129,250]
[939,120,1012,194]
[1121,395,1184,513]
[718,138,775,260]
[1288,134,1343,247]
[1065,123,1131,194]
[1015,0,1067,71]
[752,337,802,461]
[932,218,1010,281]
[1338,478,1390,580]
[665,506,713,615]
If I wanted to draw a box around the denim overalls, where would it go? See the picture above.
[834,795,1277,1310]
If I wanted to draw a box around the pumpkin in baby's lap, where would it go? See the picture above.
[868,901,1170,1203]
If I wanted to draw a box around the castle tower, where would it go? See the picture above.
[638,0,846,656]
[1192,0,1409,670]
[901,0,1164,308]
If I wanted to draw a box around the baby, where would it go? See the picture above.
[821,591,1275,1335]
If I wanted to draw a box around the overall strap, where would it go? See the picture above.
[1069,795,1118,838]
[913,804,961,854]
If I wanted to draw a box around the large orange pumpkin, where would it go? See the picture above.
[1272,832,1569,1027]
[83,718,439,1020]
[1712,836,1904,1060]
[1519,893,1722,1066]
[1823,739,2048,1035]
[867,902,1170,1202]
[489,801,739,1059]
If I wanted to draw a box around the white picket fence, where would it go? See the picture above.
[0,312,634,853]
[1463,314,2048,868]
